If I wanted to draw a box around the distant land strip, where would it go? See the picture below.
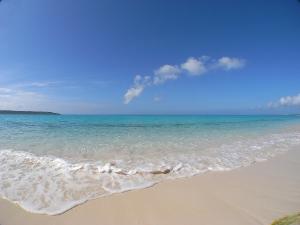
[0,110,60,115]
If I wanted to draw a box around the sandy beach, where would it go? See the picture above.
[0,148,299,225]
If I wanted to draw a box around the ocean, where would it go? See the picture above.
[1,115,300,214]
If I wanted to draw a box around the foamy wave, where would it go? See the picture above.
[1,131,300,215]
[0,150,194,215]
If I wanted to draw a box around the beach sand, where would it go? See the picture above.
[0,149,299,225]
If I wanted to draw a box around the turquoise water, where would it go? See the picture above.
[1,115,300,214]
[1,115,300,159]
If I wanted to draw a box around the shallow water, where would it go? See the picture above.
[1,115,300,214]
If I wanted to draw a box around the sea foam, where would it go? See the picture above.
[1,130,300,215]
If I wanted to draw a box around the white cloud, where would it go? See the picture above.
[13,81,59,88]
[123,75,151,104]
[0,86,111,114]
[124,86,144,104]
[29,82,54,87]
[124,55,246,104]
[217,57,245,70]
[181,57,207,76]
[0,87,46,111]
[269,93,300,108]
[153,64,181,84]
[181,56,245,75]
[0,88,14,94]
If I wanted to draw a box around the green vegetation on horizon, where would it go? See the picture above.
[271,213,300,225]
[0,110,60,115]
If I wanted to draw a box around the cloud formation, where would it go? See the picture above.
[29,82,56,87]
[216,57,246,70]
[123,75,151,104]
[0,87,45,110]
[153,64,181,84]
[11,81,59,89]
[124,56,246,104]
[0,86,110,114]
[181,57,207,76]
[268,93,300,108]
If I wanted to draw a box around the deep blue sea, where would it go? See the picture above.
[1,115,300,214]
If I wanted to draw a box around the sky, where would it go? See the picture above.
[0,0,300,114]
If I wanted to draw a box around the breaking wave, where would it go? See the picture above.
[1,131,300,215]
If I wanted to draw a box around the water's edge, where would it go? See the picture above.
[0,145,299,216]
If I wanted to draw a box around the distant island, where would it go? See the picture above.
[0,110,60,115]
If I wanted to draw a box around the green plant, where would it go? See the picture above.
[271,213,300,225]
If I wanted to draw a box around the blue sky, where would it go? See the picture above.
[0,0,300,114]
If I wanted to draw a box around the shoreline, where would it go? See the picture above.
[1,148,300,225]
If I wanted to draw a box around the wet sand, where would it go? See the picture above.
[0,149,300,225]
